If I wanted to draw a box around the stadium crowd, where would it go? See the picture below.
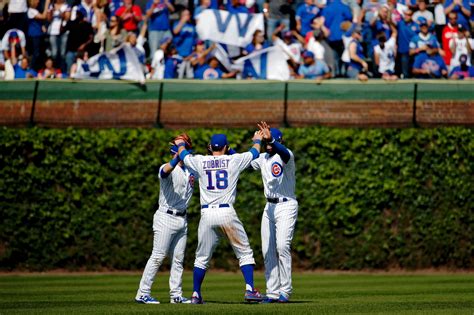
[0,0,473,80]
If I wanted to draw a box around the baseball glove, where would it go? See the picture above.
[172,133,193,150]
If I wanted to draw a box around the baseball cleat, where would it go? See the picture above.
[170,296,191,304]
[135,295,160,304]
[278,294,289,303]
[191,292,204,304]
[261,297,278,304]
[244,289,264,303]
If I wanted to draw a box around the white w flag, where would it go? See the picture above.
[74,44,145,83]
[234,46,290,81]
[196,9,264,47]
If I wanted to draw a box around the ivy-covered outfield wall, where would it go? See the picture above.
[0,127,472,271]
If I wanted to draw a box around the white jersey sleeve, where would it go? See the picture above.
[251,154,262,170]
[158,163,195,211]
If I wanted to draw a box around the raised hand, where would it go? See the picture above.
[257,121,271,141]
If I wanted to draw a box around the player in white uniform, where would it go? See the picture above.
[135,144,195,304]
[251,122,298,303]
[174,132,265,304]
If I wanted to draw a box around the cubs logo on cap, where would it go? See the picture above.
[271,162,283,177]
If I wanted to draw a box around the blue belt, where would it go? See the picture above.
[201,203,230,209]
[166,209,186,217]
[267,198,288,204]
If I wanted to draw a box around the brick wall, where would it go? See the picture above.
[1,99,473,128]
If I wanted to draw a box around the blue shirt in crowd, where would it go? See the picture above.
[322,0,352,42]
[409,33,440,51]
[173,22,196,57]
[226,2,249,13]
[348,39,365,70]
[444,0,471,29]
[296,3,320,36]
[27,9,43,37]
[449,65,474,78]
[413,53,447,78]
[397,20,419,54]
[194,65,224,79]
[298,60,330,78]
[14,65,37,78]
[164,55,181,78]
[146,0,171,31]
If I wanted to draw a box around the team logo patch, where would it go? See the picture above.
[271,162,283,177]
[189,174,195,188]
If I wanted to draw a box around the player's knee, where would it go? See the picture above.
[150,251,166,263]
[276,242,290,255]
[238,254,255,267]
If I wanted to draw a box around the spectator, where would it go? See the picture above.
[194,0,211,20]
[126,17,148,65]
[72,0,94,22]
[163,43,182,78]
[227,0,249,13]
[449,53,474,78]
[449,25,472,68]
[442,13,459,66]
[297,50,331,79]
[444,0,471,31]
[109,0,123,16]
[263,0,292,37]
[47,0,70,73]
[146,0,174,59]
[244,29,269,54]
[194,56,237,79]
[347,25,369,80]
[7,0,28,33]
[322,0,352,77]
[115,0,143,33]
[296,0,321,37]
[397,8,418,78]
[150,36,171,79]
[2,29,27,62]
[190,40,216,74]
[104,15,127,51]
[38,56,63,78]
[69,50,88,77]
[272,25,303,75]
[14,55,37,78]
[64,10,94,75]
[27,0,51,70]
[412,40,448,78]
[368,6,392,58]
[374,29,398,80]
[410,17,440,57]
[172,9,196,78]
[387,0,408,24]
[412,0,434,27]
[433,0,446,42]
[91,0,110,54]
[340,21,355,70]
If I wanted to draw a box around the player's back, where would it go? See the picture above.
[184,152,254,206]
[158,164,195,211]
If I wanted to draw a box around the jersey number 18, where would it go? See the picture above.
[205,170,228,190]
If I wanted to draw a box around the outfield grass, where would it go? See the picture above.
[0,272,473,314]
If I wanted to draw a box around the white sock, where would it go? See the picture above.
[245,284,253,291]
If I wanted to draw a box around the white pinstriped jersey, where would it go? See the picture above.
[158,164,195,211]
[183,152,255,205]
[251,150,296,200]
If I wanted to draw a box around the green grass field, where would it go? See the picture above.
[1,272,473,314]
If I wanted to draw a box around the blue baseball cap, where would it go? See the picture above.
[302,50,315,59]
[270,128,283,142]
[417,17,428,26]
[211,134,228,150]
[9,31,19,38]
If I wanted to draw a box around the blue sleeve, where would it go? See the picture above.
[160,168,170,178]
[271,141,291,164]
[249,147,259,159]
[179,149,190,161]
[413,55,423,68]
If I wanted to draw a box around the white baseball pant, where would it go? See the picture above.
[261,199,298,299]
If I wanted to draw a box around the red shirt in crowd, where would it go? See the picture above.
[116,5,143,32]
[441,24,458,65]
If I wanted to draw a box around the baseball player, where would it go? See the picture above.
[251,121,298,303]
[174,131,264,304]
[135,140,195,304]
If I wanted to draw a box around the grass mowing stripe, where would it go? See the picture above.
[0,272,473,314]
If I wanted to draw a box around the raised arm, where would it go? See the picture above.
[258,121,291,163]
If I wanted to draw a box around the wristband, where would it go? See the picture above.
[169,156,179,168]
[177,142,186,147]
[253,139,261,145]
